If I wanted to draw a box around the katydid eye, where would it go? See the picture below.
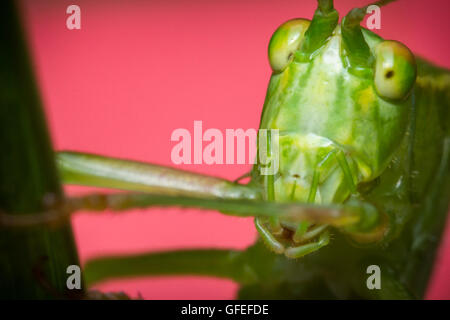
[268,18,310,73]
[374,40,416,100]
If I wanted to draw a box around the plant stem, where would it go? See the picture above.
[0,0,82,299]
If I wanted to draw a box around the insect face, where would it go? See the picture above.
[259,2,416,205]
[253,1,418,257]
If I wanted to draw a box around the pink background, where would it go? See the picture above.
[20,0,450,299]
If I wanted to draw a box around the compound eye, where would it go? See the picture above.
[268,18,310,73]
[374,40,416,100]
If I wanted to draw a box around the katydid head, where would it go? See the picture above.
[260,0,417,204]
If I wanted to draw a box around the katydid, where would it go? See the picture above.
[3,0,450,299]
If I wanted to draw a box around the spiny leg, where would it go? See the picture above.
[293,224,328,244]
[255,217,285,254]
[293,221,310,242]
[292,150,336,244]
[57,151,260,200]
[335,149,357,194]
[306,149,337,203]
[265,172,282,234]
[289,180,314,242]
[1,151,384,253]
[286,220,330,259]
[258,164,332,258]
[262,129,282,234]
[281,218,328,244]
[285,230,330,259]
[0,192,375,229]
[288,148,359,255]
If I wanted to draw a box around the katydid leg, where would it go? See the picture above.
[57,151,260,200]
[285,231,330,259]
[255,217,285,254]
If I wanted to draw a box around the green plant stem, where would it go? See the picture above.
[0,0,82,299]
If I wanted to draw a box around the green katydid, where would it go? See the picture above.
[3,0,449,299]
